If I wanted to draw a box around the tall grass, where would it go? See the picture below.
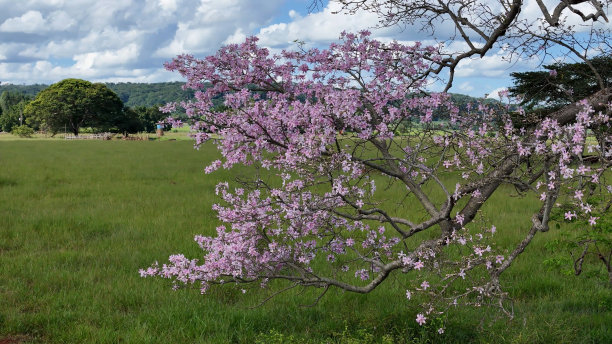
[0,140,610,343]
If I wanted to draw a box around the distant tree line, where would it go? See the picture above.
[0,79,171,136]
[0,81,196,107]
[105,82,195,107]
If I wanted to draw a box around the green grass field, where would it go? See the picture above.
[0,140,610,343]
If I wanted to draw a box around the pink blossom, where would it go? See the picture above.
[455,214,465,225]
[574,190,583,200]
[416,313,427,326]
[355,269,369,281]
[582,203,592,213]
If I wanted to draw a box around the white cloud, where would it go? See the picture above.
[0,11,46,33]
[455,52,539,79]
[154,0,284,57]
[155,25,217,57]
[46,11,77,31]
[223,28,247,45]
[158,0,178,12]
[73,44,140,70]
[256,2,383,48]
[458,82,474,93]
[0,10,76,33]
[486,87,508,99]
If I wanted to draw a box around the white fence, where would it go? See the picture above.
[64,133,112,140]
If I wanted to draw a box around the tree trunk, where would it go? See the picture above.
[70,121,79,136]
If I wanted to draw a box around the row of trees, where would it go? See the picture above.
[0,82,195,108]
[0,79,170,136]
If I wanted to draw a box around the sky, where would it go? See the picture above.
[0,0,608,98]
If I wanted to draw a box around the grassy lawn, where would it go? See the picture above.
[0,140,610,343]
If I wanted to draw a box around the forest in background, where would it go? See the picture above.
[0,82,194,108]
[0,81,496,109]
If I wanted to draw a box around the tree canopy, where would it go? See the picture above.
[24,78,125,136]
[510,55,612,113]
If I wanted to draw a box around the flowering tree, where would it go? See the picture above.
[141,30,611,326]
[142,1,611,329]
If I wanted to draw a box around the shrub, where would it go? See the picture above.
[11,125,35,138]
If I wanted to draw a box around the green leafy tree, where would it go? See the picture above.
[0,91,32,132]
[130,105,169,133]
[510,56,612,143]
[24,78,124,136]
[112,107,144,136]
[510,55,612,113]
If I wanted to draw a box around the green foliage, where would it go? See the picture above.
[0,91,31,132]
[104,82,195,107]
[543,193,611,283]
[10,124,34,138]
[0,84,47,98]
[0,82,196,108]
[508,56,612,132]
[509,55,612,113]
[24,78,125,136]
[255,329,301,344]
[114,107,144,135]
[130,105,170,133]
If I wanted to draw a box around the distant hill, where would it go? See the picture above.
[0,84,48,97]
[0,82,195,108]
[0,82,501,110]
[104,82,195,107]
